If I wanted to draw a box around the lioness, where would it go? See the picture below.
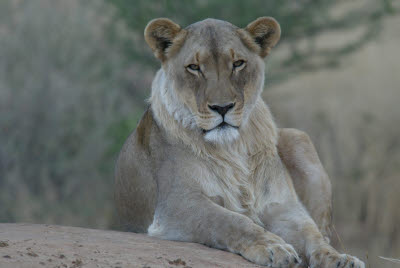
[115,17,365,267]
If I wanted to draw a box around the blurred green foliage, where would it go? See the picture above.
[108,0,395,83]
[110,0,333,37]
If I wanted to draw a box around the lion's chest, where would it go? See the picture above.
[194,151,281,215]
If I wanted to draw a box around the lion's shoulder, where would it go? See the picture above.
[136,106,155,151]
[116,106,164,169]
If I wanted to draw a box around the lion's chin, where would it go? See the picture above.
[203,124,240,145]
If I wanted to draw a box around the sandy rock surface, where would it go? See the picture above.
[0,223,260,268]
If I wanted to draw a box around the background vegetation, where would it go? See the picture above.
[0,0,398,267]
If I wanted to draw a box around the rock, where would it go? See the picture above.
[0,223,261,268]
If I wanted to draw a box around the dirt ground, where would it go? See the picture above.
[0,223,260,268]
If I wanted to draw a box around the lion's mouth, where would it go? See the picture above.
[202,122,238,133]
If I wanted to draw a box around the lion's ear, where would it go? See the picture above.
[241,17,281,58]
[144,18,185,61]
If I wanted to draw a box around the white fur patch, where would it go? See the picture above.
[148,217,164,237]
[204,126,240,144]
[148,212,187,241]
[155,70,197,129]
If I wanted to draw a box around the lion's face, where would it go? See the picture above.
[145,17,280,144]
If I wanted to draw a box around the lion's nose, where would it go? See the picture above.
[208,102,235,117]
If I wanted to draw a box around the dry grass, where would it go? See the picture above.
[379,256,400,264]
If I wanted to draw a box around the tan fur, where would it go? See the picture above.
[278,128,333,242]
[115,17,364,268]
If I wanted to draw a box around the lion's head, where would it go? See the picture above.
[145,17,280,144]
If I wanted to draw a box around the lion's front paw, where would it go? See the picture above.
[309,248,365,268]
[242,241,302,267]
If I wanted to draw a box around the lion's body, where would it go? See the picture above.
[115,17,364,267]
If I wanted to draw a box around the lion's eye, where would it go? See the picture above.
[187,64,200,71]
[233,60,245,68]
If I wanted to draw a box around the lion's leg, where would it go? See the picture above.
[149,162,301,267]
[277,128,332,242]
[259,156,364,267]
[261,190,365,268]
